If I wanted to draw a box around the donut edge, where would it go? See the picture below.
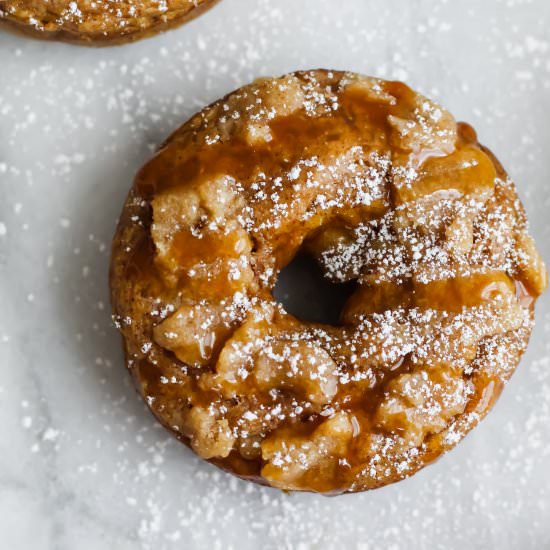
[0,0,221,46]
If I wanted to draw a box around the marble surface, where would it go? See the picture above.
[1,0,550,548]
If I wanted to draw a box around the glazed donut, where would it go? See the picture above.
[0,0,219,45]
[110,70,547,494]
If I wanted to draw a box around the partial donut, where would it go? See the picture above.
[0,0,219,45]
[110,70,547,494]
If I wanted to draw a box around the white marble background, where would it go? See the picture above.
[1,0,549,548]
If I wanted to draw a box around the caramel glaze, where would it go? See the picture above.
[111,71,547,494]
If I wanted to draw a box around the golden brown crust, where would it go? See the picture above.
[110,70,547,494]
[0,0,220,45]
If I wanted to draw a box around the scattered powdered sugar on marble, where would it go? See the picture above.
[1,0,550,548]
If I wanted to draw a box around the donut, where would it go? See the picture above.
[0,0,219,45]
[110,70,547,494]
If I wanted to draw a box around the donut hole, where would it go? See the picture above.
[273,254,356,325]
